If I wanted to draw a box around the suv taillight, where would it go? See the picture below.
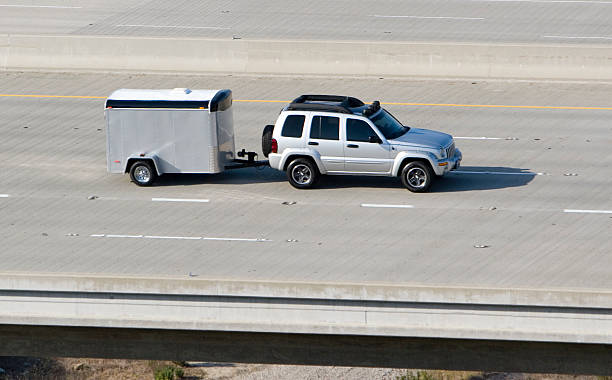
[271,138,278,154]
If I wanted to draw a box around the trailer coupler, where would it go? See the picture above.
[225,149,269,170]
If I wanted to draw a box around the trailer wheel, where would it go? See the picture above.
[262,124,274,158]
[129,161,156,187]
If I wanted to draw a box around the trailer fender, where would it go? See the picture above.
[124,154,161,176]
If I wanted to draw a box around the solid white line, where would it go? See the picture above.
[454,136,504,140]
[0,4,82,8]
[117,24,229,30]
[370,15,484,20]
[361,203,414,209]
[203,237,271,242]
[0,194,9,198]
[543,35,612,40]
[452,171,543,176]
[151,198,210,203]
[105,234,143,238]
[144,235,202,240]
[563,209,612,214]
[89,234,270,242]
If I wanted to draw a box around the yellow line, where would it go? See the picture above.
[0,94,106,99]
[2,94,612,110]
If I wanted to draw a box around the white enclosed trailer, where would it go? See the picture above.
[105,88,244,185]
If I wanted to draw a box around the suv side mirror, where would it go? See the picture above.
[368,135,382,144]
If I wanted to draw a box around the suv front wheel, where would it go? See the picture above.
[287,158,318,189]
[401,161,433,193]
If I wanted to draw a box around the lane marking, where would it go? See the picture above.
[144,235,202,240]
[202,237,270,242]
[0,94,105,99]
[471,0,612,3]
[380,101,612,110]
[2,94,612,111]
[452,171,544,176]
[0,4,82,8]
[152,197,210,203]
[0,194,9,198]
[117,24,230,30]
[455,136,504,140]
[361,203,414,209]
[564,209,612,214]
[543,35,612,40]
[89,234,270,242]
[370,15,484,20]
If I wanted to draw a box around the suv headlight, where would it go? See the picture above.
[439,148,447,159]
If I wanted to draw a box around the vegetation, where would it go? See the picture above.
[154,365,184,380]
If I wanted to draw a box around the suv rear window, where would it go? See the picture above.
[281,115,305,138]
[310,116,339,140]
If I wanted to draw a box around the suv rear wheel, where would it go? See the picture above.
[401,161,433,193]
[287,158,318,189]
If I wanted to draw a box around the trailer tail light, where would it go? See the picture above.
[271,138,278,154]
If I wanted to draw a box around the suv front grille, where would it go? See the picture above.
[446,142,455,159]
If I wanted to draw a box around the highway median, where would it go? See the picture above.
[2,34,612,81]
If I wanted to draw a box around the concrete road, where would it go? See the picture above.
[0,72,611,290]
[1,0,612,44]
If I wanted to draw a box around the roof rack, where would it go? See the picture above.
[286,94,365,114]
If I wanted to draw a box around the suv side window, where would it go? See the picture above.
[310,116,339,140]
[347,119,378,142]
[281,115,305,138]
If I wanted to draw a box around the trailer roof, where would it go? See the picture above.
[107,88,220,102]
[105,88,233,112]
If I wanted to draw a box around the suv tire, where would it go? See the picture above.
[287,158,318,189]
[261,124,274,158]
[129,160,157,187]
[401,161,433,193]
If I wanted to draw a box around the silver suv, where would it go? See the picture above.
[262,95,461,192]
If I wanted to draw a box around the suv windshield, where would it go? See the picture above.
[368,109,408,140]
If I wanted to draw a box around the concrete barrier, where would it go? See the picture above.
[1,34,612,80]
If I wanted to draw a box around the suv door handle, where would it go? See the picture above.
[308,141,319,146]
[347,144,359,148]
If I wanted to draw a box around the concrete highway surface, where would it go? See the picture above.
[1,0,612,44]
[1,71,611,291]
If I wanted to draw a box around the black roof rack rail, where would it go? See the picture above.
[285,103,354,114]
[292,95,365,107]
[287,94,365,114]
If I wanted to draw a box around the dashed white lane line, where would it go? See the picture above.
[361,203,414,209]
[90,234,270,242]
[117,24,230,30]
[472,0,612,3]
[543,35,612,40]
[452,171,545,176]
[152,198,210,203]
[0,194,9,198]
[0,4,82,8]
[563,209,612,214]
[454,136,504,140]
[370,15,484,20]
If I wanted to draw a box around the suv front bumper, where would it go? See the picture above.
[433,148,462,176]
